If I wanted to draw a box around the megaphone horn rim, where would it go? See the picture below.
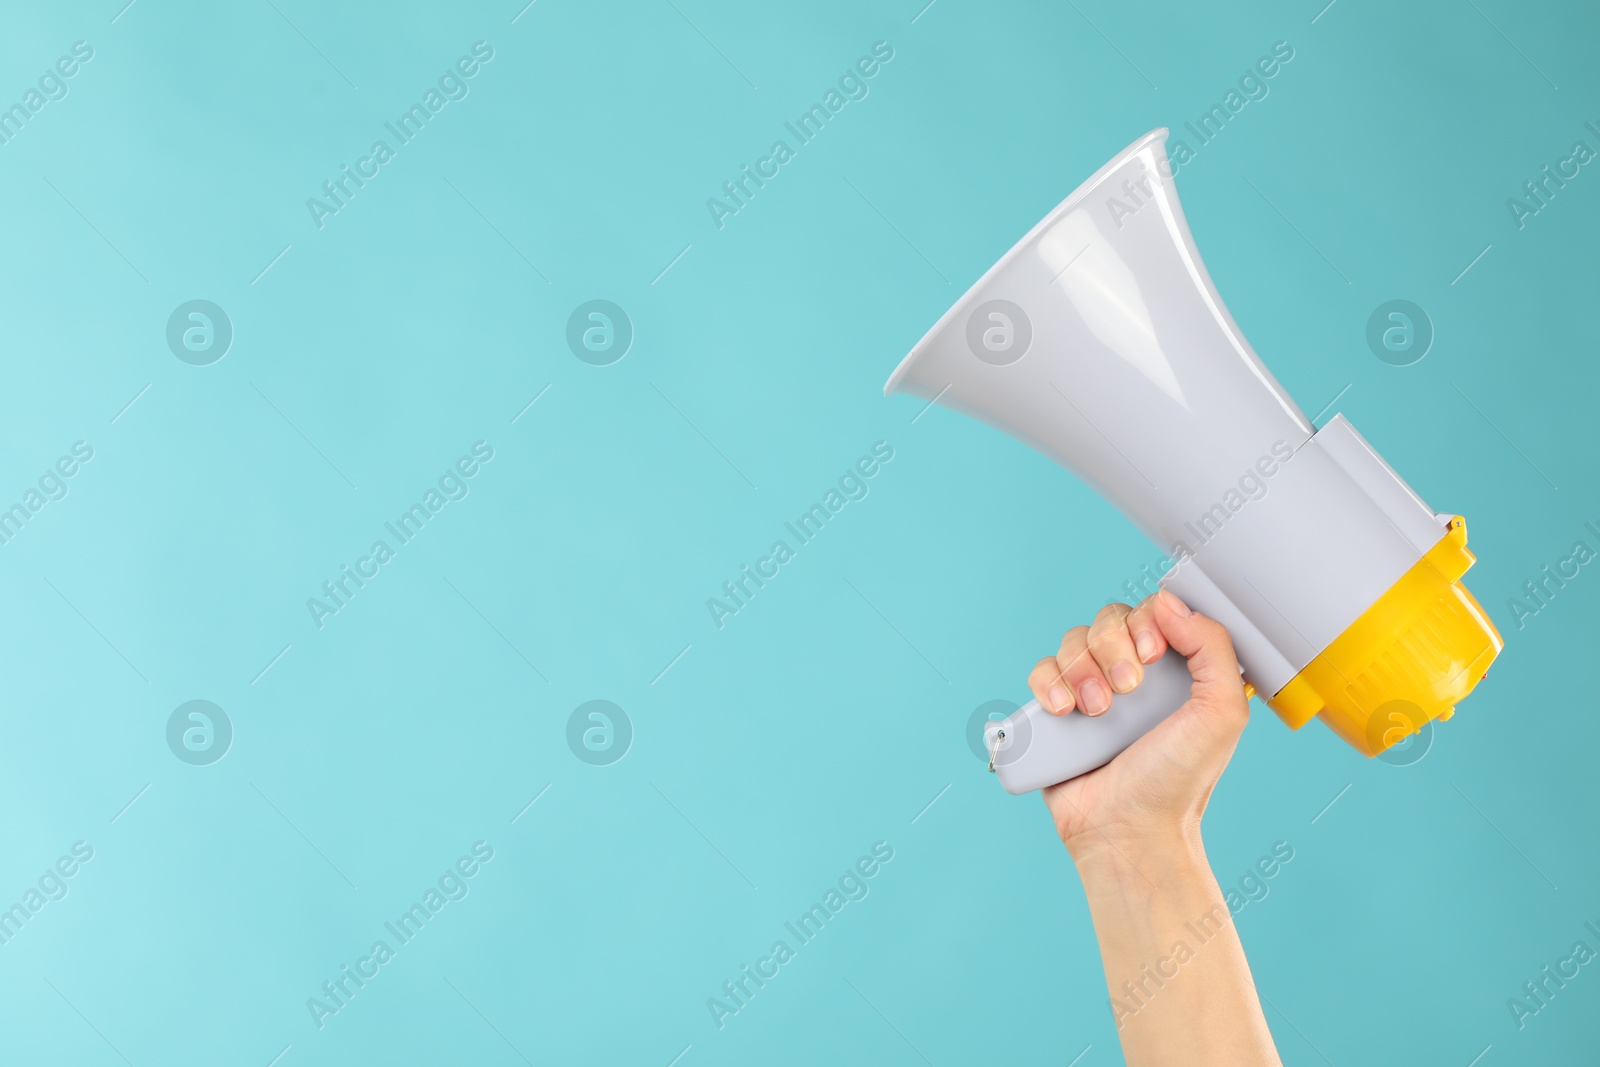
[882,126,1172,398]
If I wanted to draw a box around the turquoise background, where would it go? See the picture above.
[1,0,1596,1063]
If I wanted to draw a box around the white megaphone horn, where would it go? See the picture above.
[885,129,1502,794]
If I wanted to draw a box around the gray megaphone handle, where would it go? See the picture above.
[981,648,1196,794]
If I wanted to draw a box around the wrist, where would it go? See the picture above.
[1067,822,1210,891]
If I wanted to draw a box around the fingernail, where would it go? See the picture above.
[1048,685,1073,715]
[1134,632,1158,662]
[1109,661,1138,694]
[1080,680,1110,715]
[1159,589,1192,617]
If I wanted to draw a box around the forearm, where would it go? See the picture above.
[1073,832,1281,1067]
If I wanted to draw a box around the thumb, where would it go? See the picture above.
[1153,589,1246,711]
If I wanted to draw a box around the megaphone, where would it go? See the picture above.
[885,129,1502,795]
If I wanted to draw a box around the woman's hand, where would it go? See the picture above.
[1025,589,1251,864]
[1030,591,1283,1065]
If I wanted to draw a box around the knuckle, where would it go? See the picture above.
[1086,625,1130,657]
[1056,645,1094,679]
[1057,625,1090,654]
[1196,623,1239,663]
[1094,603,1131,625]
[1198,614,1234,645]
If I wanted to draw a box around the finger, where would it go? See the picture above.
[1154,589,1246,713]
[1055,624,1115,716]
[1126,595,1168,664]
[1027,655,1075,715]
[1086,603,1143,696]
